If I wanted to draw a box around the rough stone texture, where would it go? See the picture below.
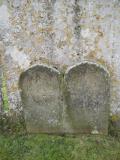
[19,63,110,134]
[19,65,63,133]
[64,62,110,134]
[0,0,120,132]
[0,65,2,112]
[0,41,5,112]
[0,50,2,111]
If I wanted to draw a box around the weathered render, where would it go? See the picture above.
[0,0,120,133]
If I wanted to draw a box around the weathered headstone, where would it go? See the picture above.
[19,65,63,133]
[64,62,110,134]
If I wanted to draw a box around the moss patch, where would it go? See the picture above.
[0,110,26,135]
[109,115,120,138]
[111,115,120,122]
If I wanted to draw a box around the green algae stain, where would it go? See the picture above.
[0,0,3,6]
[1,74,9,111]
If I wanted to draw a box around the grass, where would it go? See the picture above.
[0,134,119,160]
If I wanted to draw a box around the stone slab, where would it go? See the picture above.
[64,62,110,134]
[19,65,63,133]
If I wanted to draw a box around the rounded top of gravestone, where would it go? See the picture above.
[65,61,110,78]
[19,64,60,89]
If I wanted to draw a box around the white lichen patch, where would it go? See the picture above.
[5,46,30,69]
[0,4,10,29]
[81,28,90,38]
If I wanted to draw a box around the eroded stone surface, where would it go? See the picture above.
[1,0,120,133]
[19,65,63,133]
[64,62,110,134]
[19,63,110,134]
[1,0,120,119]
[0,41,5,112]
[0,66,2,112]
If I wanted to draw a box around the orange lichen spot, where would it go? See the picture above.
[64,27,72,46]
[38,27,53,33]
[98,30,104,37]
[97,57,107,66]
[85,51,97,59]
[39,57,50,65]
[36,36,44,44]
[96,15,101,20]
[47,27,53,32]
[11,84,18,92]
[94,26,104,38]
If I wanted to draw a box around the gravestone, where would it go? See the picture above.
[64,62,110,134]
[19,62,110,135]
[19,65,63,133]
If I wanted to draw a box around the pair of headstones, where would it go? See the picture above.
[19,62,110,134]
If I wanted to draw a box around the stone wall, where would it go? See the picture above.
[0,0,120,132]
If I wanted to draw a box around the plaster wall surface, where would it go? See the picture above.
[0,0,120,122]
